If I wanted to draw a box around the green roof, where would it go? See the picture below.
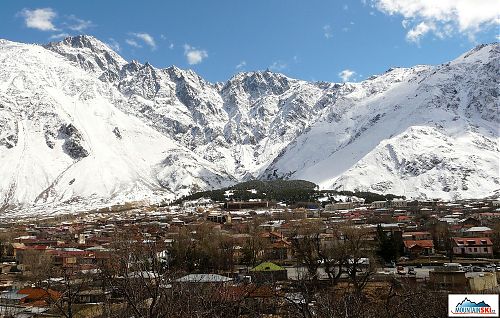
[250,262,286,272]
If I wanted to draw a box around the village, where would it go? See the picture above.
[0,195,499,317]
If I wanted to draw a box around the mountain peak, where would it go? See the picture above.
[46,35,113,54]
[44,34,127,77]
[223,70,293,98]
[457,42,499,62]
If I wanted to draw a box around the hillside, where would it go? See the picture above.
[176,179,403,205]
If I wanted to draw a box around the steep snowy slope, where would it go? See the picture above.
[0,39,232,212]
[263,44,499,200]
[44,36,329,180]
[0,36,498,214]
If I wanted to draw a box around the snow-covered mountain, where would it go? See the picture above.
[0,35,498,214]
[263,45,499,200]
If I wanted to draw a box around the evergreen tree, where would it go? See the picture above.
[376,225,400,263]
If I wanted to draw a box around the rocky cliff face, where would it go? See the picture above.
[0,36,498,215]
[263,44,499,200]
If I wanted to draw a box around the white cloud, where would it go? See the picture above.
[131,32,156,49]
[18,8,57,31]
[66,15,93,31]
[323,24,333,39]
[125,39,142,48]
[236,61,247,70]
[372,0,500,42]
[343,4,349,10]
[183,44,208,65]
[169,43,175,50]
[106,38,121,52]
[269,60,287,72]
[406,21,434,43]
[48,33,69,40]
[338,69,356,82]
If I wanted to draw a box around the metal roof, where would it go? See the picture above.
[174,274,233,283]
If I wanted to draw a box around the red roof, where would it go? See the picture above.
[16,245,50,251]
[18,288,61,304]
[396,216,410,221]
[403,231,430,236]
[404,240,434,249]
[453,237,492,246]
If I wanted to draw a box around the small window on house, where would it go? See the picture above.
[483,248,487,252]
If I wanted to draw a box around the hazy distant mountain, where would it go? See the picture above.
[0,35,498,215]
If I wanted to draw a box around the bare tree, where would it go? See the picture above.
[43,267,94,318]
[291,224,375,291]
[16,249,53,285]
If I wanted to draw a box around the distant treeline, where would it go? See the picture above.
[174,180,404,205]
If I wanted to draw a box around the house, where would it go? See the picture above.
[249,262,288,283]
[0,290,29,305]
[75,289,112,304]
[220,285,281,316]
[370,201,387,209]
[174,274,233,284]
[468,272,498,292]
[459,217,481,227]
[267,240,293,261]
[429,267,467,290]
[390,199,408,208]
[403,240,434,257]
[16,288,61,306]
[452,237,494,257]
[260,232,285,244]
[402,231,432,241]
[478,212,500,221]
[375,223,402,237]
[206,212,231,224]
[325,202,355,211]
[259,221,285,232]
[0,288,61,307]
[396,215,411,223]
[438,216,461,224]
[14,245,52,270]
[463,226,493,238]
[48,249,96,268]
[260,232,292,261]
[0,264,12,274]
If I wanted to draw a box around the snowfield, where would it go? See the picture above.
[0,36,498,216]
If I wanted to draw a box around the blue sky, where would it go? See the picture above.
[1,0,498,83]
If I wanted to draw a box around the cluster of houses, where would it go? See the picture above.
[0,198,498,316]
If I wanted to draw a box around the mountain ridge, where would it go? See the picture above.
[0,35,498,216]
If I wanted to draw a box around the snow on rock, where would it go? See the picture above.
[0,39,229,214]
[263,43,499,201]
[0,36,498,215]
